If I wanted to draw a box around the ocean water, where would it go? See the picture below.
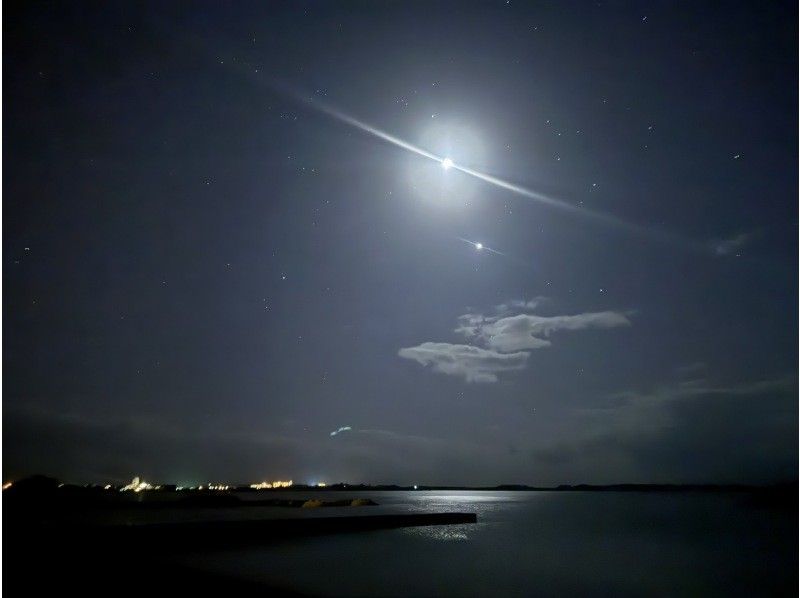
[163,490,796,597]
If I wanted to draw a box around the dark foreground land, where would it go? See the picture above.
[3,477,796,596]
[3,476,478,595]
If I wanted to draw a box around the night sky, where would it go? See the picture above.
[4,1,797,486]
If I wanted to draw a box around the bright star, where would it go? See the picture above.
[441,157,454,170]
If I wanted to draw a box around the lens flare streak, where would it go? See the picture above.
[260,83,702,252]
[458,237,505,256]
[300,95,644,235]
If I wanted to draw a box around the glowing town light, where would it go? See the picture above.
[317,482,327,488]
[120,476,154,492]
[250,480,293,490]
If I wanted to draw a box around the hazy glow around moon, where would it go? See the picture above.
[279,89,699,251]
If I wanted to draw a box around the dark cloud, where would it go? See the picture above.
[675,362,708,378]
[530,378,797,484]
[3,406,524,486]
[3,406,307,484]
[4,375,795,486]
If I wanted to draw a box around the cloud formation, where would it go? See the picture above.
[494,296,549,315]
[457,311,631,353]
[711,232,752,256]
[2,406,508,486]
[5,374,794,486]
[398,342,529,383]
[399,302,631,382]
[532,377,797,484]
[330,426,352,437]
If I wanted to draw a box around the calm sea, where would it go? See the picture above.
[133,490,797,597]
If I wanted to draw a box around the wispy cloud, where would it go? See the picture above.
[398,342,529,383]
[456,311,631,353]
[399,302,632,382]
[330,426,352,437]
[494,296,549,315]
[711,232,753,256]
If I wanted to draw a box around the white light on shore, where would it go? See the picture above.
[250,480,293,490]
[120,476,153,492]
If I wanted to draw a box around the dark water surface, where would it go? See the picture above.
[163,490,796,597]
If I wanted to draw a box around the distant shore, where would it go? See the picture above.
[5,474,796,496]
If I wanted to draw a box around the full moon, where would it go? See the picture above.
[441,157,454,170]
